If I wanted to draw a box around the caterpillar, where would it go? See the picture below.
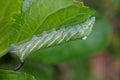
[10,16,95,61]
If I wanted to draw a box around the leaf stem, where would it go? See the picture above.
[13,60,25,71]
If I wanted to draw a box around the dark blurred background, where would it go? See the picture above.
[81,0,120,80]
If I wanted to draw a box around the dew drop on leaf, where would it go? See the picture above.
[82,36,87,40]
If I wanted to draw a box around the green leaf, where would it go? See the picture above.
[54,57,91,80]
[0,70,36,80]
[0,0,95,58]
[28,16,113,64]
[0,0,21,57]
[9,0,95,60]
[0,54,55,80]
[0,57,54,80]
[12,0,95,43]
[21,60,54,80]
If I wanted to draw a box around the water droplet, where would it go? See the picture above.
[82,36,87,40]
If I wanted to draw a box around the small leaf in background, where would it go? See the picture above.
[54,57,91,80]
[0,70,36,80]
[21,60,54,80]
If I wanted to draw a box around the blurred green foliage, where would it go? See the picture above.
[0,69,36,80]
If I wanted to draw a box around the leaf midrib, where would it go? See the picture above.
[32,4,82,35]
[16,4,74,43]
